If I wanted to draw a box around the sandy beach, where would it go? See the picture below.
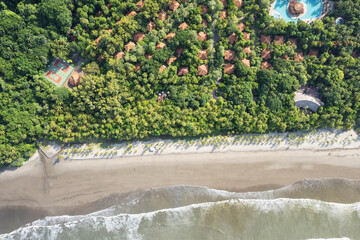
[1,148,360,208]
[1,146,360,234]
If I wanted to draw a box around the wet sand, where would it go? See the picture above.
[0,149,360,233]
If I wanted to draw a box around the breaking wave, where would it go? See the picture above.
[1,178,360,240]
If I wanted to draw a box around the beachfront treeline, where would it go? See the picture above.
[0,0,360,167]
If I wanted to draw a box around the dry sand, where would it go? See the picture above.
[1,148,360,233]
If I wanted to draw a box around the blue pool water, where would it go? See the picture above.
[273,0,322,22]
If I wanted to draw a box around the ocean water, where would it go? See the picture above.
[1,179,360,240]
[273,0,323,22]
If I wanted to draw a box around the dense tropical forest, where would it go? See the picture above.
[0,0,360,167]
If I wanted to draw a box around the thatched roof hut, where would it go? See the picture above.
[177,48,184,56]
[198,65,208,76]
[145,53,153,59]
[94,37,101,45]
[224,50,236,61]
[241,59,250,68]
[167,56,177,65]
[274,35,285,45]
[115,51,125,60]
[224,63,235,74]
[220,10,227,19]
[178,67,189,76]
[165,32,176,41]
[134,63,141,72]
[147,21,156,32]
[136,0,144,8]
[294,52,304,62]
[169,0,180,11]
[197,32,207,42]
[237,22,246,32]
[220,0,227,7]
[179,22,189,30]
[280,54,290,60]
[159,65,167,72]
[261,49,272,60]
[235,0,243,8]
[126,11,137,16]
[125,41,136,51]
[243,32,251,41]
[134,32,145,42]
[198,50,208,60]
[289,0,304,15]
[288,38,297,46]
[309,49,319,57]
[228,33,238,44]
[97,55,103,62]
[201,19,208,27]
[158,10,167,21]
[260,35,271,45]
[243,46,251,54]
[69,73,81,87]
[201,5,208,14]
[261,62,271,69]
[156,42,166,50]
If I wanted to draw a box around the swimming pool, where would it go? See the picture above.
[272,0,322,22]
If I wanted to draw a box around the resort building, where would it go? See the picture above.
[125,41,136,51]
[134,32,145,42]
[224,63,235,74]
[115,51,124,60]
[198,50,208,60]
[147,22,156,32]
[179,22,189,30]
[165,32,176,41]
[158,10,167,21]
[169,0,180,11]
[178,67,189,76]
[224,50,236,61]
[241,59,250,68]
[197,32,207,42]
[260,35,271,45]
[156,42,166,50]
[198,65,208,76]
[228,33,238,44]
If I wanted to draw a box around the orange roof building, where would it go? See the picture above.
[224,50,236,61]
[134,32,145,42]
[147,21,156,32]
[261,49,272,60]
[159,65,167,72]
[94,37,101,45]
[156,42,166,50]
[220,10,227,19]
[309,49,319,57]
[158,10,167,21]
[274,35,285,45]
[136,0,144,8]
[238,22,246,32]
[177,48,184,56]
[134,63,141,72]
[235,0,243,8]
[260,35,271,45]
[224,63,235,74]
[126,11,137,16]
[167,56,177,65]
[201,5,208,14]
[178,67,189,76]
[243,46,251,54]
[243,32,251,41]
[198,49,208,60]
[115,51,124,60]
[294,52,304,62]
[69,73,81,87]
[228,33,238,44]
[201,18,208,27]
[165,32,176,41]
[261,62,271,69]
[241,59,250,68]
[169,0,180,11]
[179,22,189,30]
[220,0,227,7]
[125,41,136,51]
[198,65,208,76]
[280,54,290,60]
[197,32,207,42]
[288,38,297,46]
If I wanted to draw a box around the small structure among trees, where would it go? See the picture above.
[198,65,208,76]
[178,67,189,76]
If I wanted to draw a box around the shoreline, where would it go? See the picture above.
[1,148,360,233]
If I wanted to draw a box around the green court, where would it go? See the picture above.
[44,58,74,87]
